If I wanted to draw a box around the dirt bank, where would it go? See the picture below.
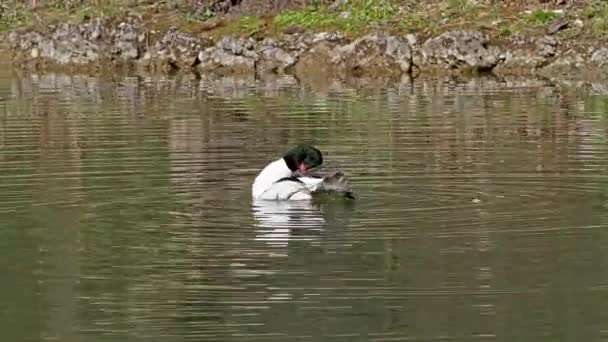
[3,1,608,82]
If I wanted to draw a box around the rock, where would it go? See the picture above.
[112,21,144,43]
[199,48,256,74]
[79,16,106,41]
[420,30,503,71]
[217,36,255,55]
[539,50,585,77]
[7,16,145,66]
[150,28,210,70]
[494,49,547,75]
[536,36,559,58]
[256,39,297,74]
[294,31,345,47]
[494,35,559,76]
[332,33,412,76]
[293,33,412,80]
[197,38,257,75]
[37,23,104,65]
[547,17,569,34]
[4,14,608,81]
[114,40,139,60]
[386,36,413,73]
[404,33,418,47]
[313,31,344,43]
[591,47,608,66]
[8,30,43,50]
[294,42,337,80]
[109,20,145,61]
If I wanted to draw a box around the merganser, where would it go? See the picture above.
[252,144,354,201]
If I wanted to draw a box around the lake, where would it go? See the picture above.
[1,68,608,341]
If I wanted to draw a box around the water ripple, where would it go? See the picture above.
[1,72,608,342]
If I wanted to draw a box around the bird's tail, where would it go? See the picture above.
[314,171,355,199]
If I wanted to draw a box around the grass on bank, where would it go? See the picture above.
[582,0,608,36]
[0,0,126,31]
[3,0,608,41]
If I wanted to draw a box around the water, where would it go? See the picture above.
[2,68,608,342]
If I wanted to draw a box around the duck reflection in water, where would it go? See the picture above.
[252,200,324,248]
[252,197,356,251]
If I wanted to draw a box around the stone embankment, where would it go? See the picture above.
[3,16,608,81]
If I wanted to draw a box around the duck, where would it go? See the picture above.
[252,144,355,201]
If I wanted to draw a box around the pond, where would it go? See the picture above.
[1,68,608,341]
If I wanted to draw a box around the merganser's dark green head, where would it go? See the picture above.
[283,144,323,174]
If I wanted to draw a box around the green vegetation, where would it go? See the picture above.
[442,0,480,18]
[0,0,603,43]
[0,1,30,31]
[582,0,608,36]
[229,15,264,34]
[0,0,125,31]
[524,9,559,25]
[398,13,432,32]
[274,7,344,30]
[273,0,399,33]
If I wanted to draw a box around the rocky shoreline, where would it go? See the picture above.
[3,15,608,82]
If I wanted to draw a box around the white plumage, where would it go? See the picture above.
[252,158,323,200]
[252,145,354,201]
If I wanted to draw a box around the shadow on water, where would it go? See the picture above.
[2,68,608,341]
